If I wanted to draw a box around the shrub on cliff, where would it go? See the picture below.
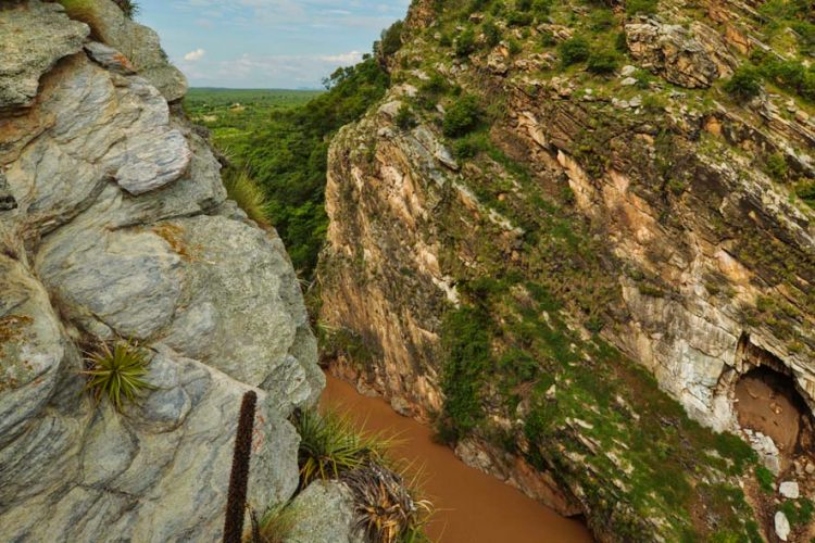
[587,49,619,74]
[223,170,271,229]
[723,66,762,102]
[455,26,476,57]
[294,408,387,485]
[379,20,404,57]
[442,95,481,138]
[558,37,590,67]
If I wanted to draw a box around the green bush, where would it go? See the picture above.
[455,26,477,56]
[224,170,271,228]
[559,37,590,67]
[379,20,404,57]
[625,0,658,15]
[112,0,139,18]
[249,505,298,543]
[723,66,762,102]
[82,339,156,412]
[764,152,789,181]
[395,103,416,130]
[755,466,775,494]
[293,408,387,486]
[483,20,501,47]
[589,9,615,32]
[443,95,481,137]
[587,49,619,74]
[507,10,533,26]
[615,31,628,52]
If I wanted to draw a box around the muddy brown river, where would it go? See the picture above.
[321,374,594,543]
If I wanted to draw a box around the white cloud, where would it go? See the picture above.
[184,48,207,61]
[319,50,363,64]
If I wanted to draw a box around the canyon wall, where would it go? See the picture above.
[319,0,815,539]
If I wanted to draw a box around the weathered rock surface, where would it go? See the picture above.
[0,1,89,110]
[625,20,722,88]
[90,0,188,101]
[0,2,322,541]
[319,0,815,540]
[284,480,365,543]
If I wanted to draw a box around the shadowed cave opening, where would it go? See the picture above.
[735,365,814,457]
[731,336,815,472]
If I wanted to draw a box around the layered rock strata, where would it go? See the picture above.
[0,2,327,541]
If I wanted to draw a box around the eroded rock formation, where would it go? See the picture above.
[0,2,330,541]
[319,0,815,539]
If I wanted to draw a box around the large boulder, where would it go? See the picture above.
[0,2,322,541]
[0,1,89,110]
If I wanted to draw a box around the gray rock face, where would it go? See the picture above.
[0,2,322,541]
[284,480,365,543]
[0,1,89,110]
[91,0,188,101]
[625,20,720,88]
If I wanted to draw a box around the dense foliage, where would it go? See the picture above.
[186,59,389,277]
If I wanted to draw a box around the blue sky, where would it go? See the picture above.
[135,0,411,89]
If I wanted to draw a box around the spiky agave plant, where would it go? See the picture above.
[293,408,389,487]
[82,339,156,411]
[343,463,433,543]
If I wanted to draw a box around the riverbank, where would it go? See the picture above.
[320,374,593,542]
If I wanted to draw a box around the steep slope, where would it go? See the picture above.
[0,2,344,541]
[319,0,815,540]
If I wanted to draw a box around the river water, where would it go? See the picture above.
[320,374,594,543]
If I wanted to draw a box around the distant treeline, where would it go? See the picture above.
[185,59,390,278]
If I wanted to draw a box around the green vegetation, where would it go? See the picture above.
[436,303,492,443]
[186,57,389,277]
[292,408,431,543]
[343,466,432,543]
[587,49,619,74]
[780,498,815,527]
[81,339,156,411]
[293,408,387,486]
[245,504,298,543]
[379,20,405,57]
[625,0,659,15]
[723,66,763,102]
[223,170,270,228]
[559,37,591,67]
[442,95,481,137]
[755,465,775,493]
[112,0,139,18]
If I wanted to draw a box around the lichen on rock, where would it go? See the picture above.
[0,2,325,541]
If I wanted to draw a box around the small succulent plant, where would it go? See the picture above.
[82,339,155,412]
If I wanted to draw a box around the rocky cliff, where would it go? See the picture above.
[0,2,342,541]
[319,0,815,540]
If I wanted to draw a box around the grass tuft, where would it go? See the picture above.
[223,170,271,228]
[245,504,299,543]
[293,408,388,486]
[81,339,156,411]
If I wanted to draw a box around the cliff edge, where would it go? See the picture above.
[0,1,328,541]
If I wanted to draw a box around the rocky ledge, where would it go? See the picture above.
[0,2,330,541]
